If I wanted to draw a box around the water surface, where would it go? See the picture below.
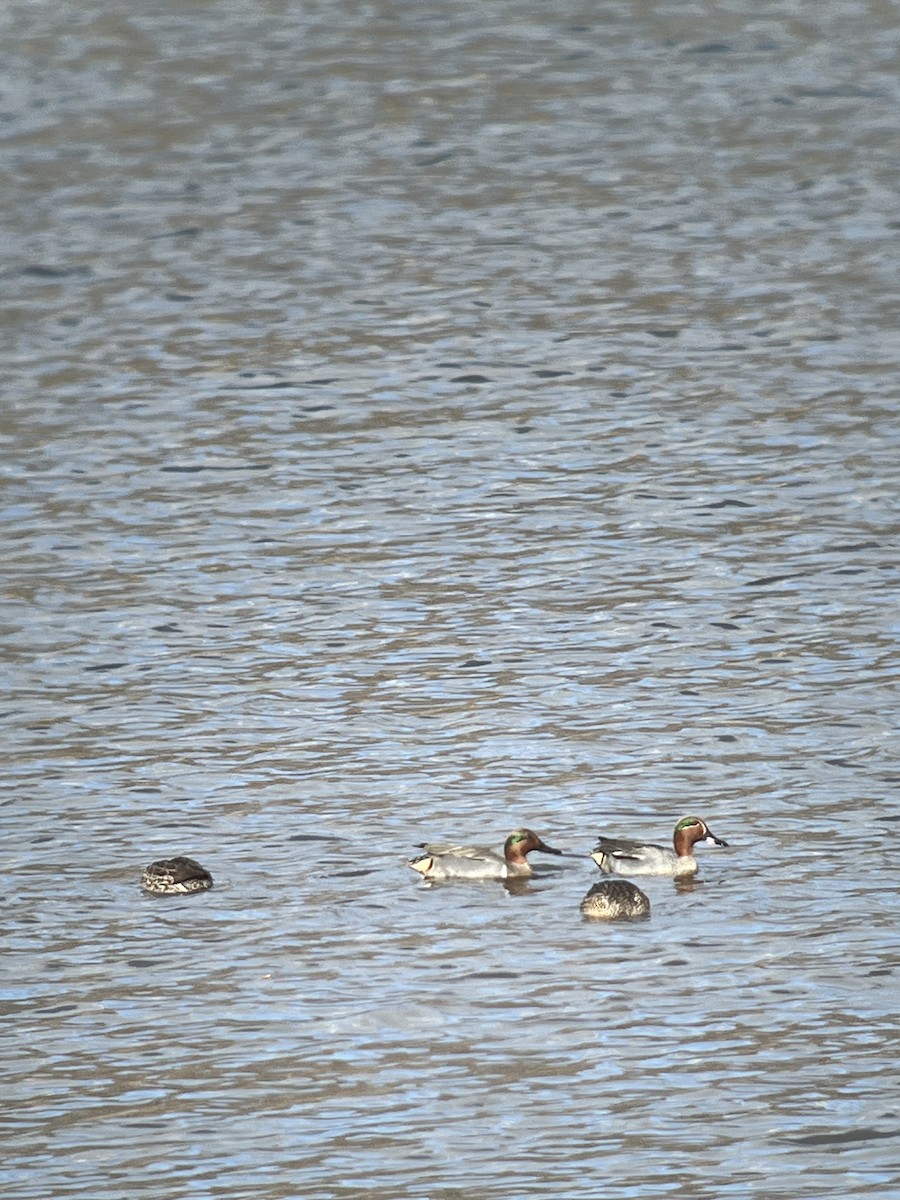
[2,2,898,1198]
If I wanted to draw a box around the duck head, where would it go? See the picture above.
[503,829,562,866]
[673,816,728,855]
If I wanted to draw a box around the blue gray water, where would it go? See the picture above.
[2,2,898,1198]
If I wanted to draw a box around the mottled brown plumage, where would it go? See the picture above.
[141,856,213,895]
[580,879,650,919]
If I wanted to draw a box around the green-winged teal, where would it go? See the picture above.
[590,816,727,878]
[141,856,213,895]
[408,828,561,881]
[580,879,651,919]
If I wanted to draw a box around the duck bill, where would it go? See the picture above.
[535,839,563,856]
[704,832,728,847]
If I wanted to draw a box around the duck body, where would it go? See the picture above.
[408,828,561,881]
[590,816,727,878]
[141,856,213,895]
[580,880,650,919]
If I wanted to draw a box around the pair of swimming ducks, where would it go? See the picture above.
[408,816,729,919]
[140,815,727,920]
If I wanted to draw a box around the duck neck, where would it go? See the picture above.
[504,836,532,869]
[673,827,699,857]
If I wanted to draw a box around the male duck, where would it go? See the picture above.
[580,879,650,919]
[141,856,213,895]
[408,828,562,881]
[590,816,728,878]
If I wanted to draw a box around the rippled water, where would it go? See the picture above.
[2,2,898,1198]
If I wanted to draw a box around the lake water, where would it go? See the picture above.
[2,2,898,1198]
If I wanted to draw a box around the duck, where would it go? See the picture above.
[590,816,728,878]
[141,856,213,895]
[580,879,650,919]
[408,828,562,881]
